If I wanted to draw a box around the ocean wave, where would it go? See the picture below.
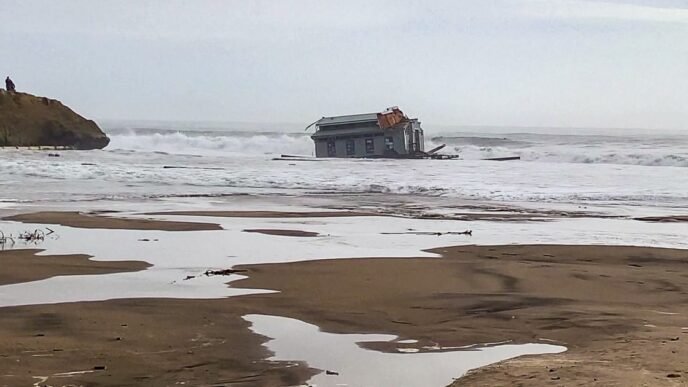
[542,152,688,167]
[104,130,688,167]
[435,143,688,167]
[430,136,528,147]
[106,130,314,156]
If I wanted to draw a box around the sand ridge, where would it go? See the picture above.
[243,228,320,237]
[4,211,222,231]
[0,249,150,286]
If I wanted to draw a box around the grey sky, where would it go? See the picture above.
[1,0,686,129]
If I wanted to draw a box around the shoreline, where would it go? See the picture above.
[0,242,686,385]
[5,207,685,230]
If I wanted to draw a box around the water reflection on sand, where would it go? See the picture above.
[246,314,566,387]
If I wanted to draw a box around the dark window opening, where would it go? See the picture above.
[365,138,375,153]
[346,139,355,155]
[327,141,336,157]
[385,136,394,151]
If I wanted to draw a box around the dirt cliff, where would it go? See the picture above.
[0,91,109,149]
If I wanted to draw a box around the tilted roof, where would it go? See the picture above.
[315,112,379,127]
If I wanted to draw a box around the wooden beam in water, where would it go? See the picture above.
[482,156,521,161]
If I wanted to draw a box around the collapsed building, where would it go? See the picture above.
[309,107,426,158]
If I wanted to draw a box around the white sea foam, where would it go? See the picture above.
[428,132,688,167]
[104,128,688,167]
[1,127,687,210]
[441,143,688,167]
[107,129,314,157]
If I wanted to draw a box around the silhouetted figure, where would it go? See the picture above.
[5,76,15,92]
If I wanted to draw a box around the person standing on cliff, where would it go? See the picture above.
[5,76,15,92]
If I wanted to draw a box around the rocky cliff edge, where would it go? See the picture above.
[0,91,109,150]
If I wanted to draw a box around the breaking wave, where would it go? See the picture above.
[106,130,314,157]
[106,129,688,167]
[442,144,688,167]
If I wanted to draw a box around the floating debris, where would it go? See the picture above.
[1,228,57,249]
[18,229,46,242]
[381,230,472,236]
[182,268,247,281]
[204,268,246,277]
[0,230,14,248]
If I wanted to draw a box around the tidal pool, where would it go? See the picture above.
[245,314,566,387]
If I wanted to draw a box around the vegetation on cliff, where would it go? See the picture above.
[0,91,109,149]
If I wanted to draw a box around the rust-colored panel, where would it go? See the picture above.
[377,107,408,129]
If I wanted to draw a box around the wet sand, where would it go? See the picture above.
[145,210,375,218]
[234,245,688,386]
[4,211,222,231]
[0,249,150,286]
[243,228,320,237]
[1,244,687,385]
[145,208,619,222]
[0,299,314,387]
[635,215,688,223]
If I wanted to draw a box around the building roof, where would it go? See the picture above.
[315,112,379,127]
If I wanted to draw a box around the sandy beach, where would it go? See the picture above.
[1,211,687,386]
[0,249,150,286]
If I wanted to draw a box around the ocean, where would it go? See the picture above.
[1,122,687,387]
[1,122,686,216]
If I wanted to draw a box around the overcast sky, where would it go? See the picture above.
[1,0,686,129]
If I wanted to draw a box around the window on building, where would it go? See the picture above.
[385,136,394,151]
[327,140,336,157]
[346,139,355,155]
[365,138,375,153]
